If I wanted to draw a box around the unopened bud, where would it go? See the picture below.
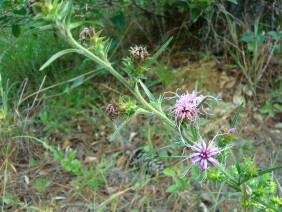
[129,46,149,65]
[79,27,95,45]
[106,101,119,120]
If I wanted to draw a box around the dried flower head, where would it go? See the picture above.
[106,101,119,120]
[129,46,149,65]
[79,27,95,44]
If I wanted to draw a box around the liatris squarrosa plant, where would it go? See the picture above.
[27,1,282,211]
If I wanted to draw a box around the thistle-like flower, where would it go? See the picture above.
[189,139,221,171]
[170,90,204,125]
[167,90,220,126]
[180,131,232,178]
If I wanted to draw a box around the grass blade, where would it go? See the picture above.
[231,102,244,128]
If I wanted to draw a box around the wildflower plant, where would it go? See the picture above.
[26,0,282,211]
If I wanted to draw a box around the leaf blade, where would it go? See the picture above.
[40,49,81,71]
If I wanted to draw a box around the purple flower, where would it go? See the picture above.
[227,128,236,134]
[189,139,221,171]
[171,90,204,124]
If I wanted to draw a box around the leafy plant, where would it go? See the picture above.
[225,16,282,96]
[12,1,282,211]
[33,178,50,194]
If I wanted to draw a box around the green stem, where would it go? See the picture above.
[65,29,178,132]
[65,31,134,94]
[134,84,176,129]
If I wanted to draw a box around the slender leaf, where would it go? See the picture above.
[189,125,198,141]
[240,165,282,185]
[166,184,180,193]
[231,102,243,128]
[163,168,176,177]
[197,97,208,109]
[139,79,156,102]
[145,37,173,69]
[40,49,81,71]
[12,24,20,37]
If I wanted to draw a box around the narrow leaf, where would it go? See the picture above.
[139,79,156,102]
[40,49,81,71]
[145,37,173,69]
[197,97,208,109]
[12,24,20,37]
[166,184,180,193]
[163,168,176,177]
[257,165,282,176]
[231,102,244,128]
[240,165,282,185]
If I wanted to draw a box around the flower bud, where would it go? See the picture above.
[79,27,95,45]
[129,46,149,65]
[106,101,119,120]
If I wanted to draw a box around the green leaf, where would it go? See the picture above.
[163,168,176,177]
[197,96,208,109]
[189,125,198,141]
[110,12,125,33]
[14,7,27,15]
[138,80,156,102]
[257,166,282,177]
[12,24,20,37]
[145,37,173,70]
[231,102,243,128]
[274,104,282,112]
[40,49,81,71]
[166,184,180,193]
[240,32,253,42]
[227,0,238,4]
[258,101,272,114]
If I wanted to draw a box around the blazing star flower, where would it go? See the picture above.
[189,139,221,171]
[170,90,205,124]
[179,131,232,177]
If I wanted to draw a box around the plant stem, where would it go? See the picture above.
[66,31,134,94]
[65,30,177,131]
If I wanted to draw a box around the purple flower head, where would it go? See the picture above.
[227,128,236,134]
[171,90,204,124]
[189,139,221,171]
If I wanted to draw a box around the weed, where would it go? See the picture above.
[33,178,50,194]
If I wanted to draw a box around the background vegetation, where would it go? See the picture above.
[0,0,282,211]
